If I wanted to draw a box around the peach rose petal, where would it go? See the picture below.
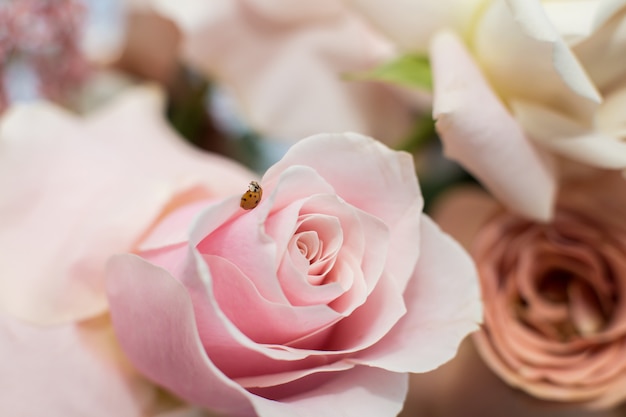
[350,215,482,372]
[429,185,500,250]
[0,87,252,325]
[0,312,156,416]
[430,30,557,221]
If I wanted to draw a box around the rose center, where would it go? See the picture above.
[290,214,343,286]
[520,268,610,340]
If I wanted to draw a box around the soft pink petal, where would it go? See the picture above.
[106,254,256,417]
[264,132,423,289]
[136,243,338,376]
[430,30,557,221]
[0,312,156,417]
[350,215,482,372]
[0,87,252,325]
[249,366,408,417]
[205,254,342,345]
[244,0,342,23]
[160,0,412,141]
[195,197,290,305]
[326,272,406,352]
[138,194,215,252]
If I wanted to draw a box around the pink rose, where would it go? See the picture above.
[432,172,626,409]
[150,0,414,143]
[0,87,253,415]
[106,132,482,417]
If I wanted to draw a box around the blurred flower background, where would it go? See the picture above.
[3,0,626,416]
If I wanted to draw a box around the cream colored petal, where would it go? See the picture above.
[574,7,626,92]
[431,30,557,221]
[597,86,626,138]
[541,0,602,45]
[344,0,486,52]
[474,0,600,120]
[513,100,626,169]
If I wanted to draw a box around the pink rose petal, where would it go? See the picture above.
[0,312,156,416]
[264,132,423,290]
[248,366,408,417]
[0,87,252,325]
[106,253,256,417]
[351,215,482,372]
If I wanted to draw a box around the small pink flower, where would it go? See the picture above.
[0,0,90,111]
[106,132,482,417]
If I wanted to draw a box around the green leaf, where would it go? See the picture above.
[345,54,432,90]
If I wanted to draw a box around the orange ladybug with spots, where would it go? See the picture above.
[240,181,262,210]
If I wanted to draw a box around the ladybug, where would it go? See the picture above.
[240,180,262,210]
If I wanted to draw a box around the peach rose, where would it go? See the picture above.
[432,172,626,409]
[0,86,253,415]
[346,0,626,221]
[146,0,413,142]
[105,132,482,417]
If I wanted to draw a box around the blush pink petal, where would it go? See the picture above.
[107,251,409,417]
[135,241,342,373]
[350,215,482,372]
[248,366,408,417]
[0,87,253,325]
[244,0,342,23]
[204,254,342,345]
[138,195,216,251]
[0,312,156,417]
[106,253,257,417]
[430,30,557,221]
[157,0,412,141]
[195,198,290,305]
[264,132,422,290]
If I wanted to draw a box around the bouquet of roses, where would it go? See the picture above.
[2,1,626,417]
